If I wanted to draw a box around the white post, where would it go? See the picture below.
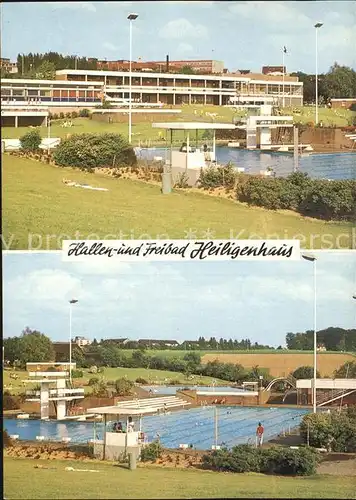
[313,259,317,413]
[282,49,285,108]
[69,303,72,384]
[129,20,133,144]
[293,126,299,172]
[314,23,323,125]
[315,28,318,125]
[214,406,218,447]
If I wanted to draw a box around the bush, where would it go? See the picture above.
[140,440,163,462]
[71,111,78,119]
[53,133,137,170]
[202,444,318,476]
[79,108,90,117]
[88,377,99,386]
[260,446,319,476]
[300,412,356,452]
[135,377,148,384]
[236,172,356,221]
[4,430,13,448]
[71,369,84,379]
[19,129,42,152]
[115,377,134,396]
[292,366,321,379]
[59,112,65,119]
[3,391,20,410]
[199,162,237,190]
[174,172,189,188]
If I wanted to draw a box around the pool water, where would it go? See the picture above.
[136,147,356,180]
[4,407,309,450]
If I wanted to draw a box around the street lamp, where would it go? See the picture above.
[302,253,317,413]
[127,13,138,144]
[314,23,323,125]
[69,299,78,383]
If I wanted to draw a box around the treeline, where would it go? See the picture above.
[286,327,356,352]
[291,62,356,104]
[100,336,274,351]
[17,52,98,73]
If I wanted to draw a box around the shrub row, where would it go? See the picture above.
[202,444,319,476]
[236,172,356,221]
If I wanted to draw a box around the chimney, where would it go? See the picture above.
[166,55,169,72]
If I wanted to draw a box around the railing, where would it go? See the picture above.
[317,389,356,407]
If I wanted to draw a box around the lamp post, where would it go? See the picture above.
[302,253,317,413]
[314,23,323,125]
[69,299,78,383]
[127,13,138,144]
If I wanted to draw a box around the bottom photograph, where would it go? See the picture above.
[3,251,356,499]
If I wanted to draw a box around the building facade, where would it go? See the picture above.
[94,59,224,74]
[1,68,303,107]
[1,57,18,74]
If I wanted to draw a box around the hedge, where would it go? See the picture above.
[202,444,319,476]
[52,133,137,170]
[236,171,356,221]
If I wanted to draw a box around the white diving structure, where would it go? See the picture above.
[24,362,84,420]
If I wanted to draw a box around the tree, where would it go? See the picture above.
[115,377,134,396]
[323,63,356,99]
[6,328,55,367]
[35,61,56,80]
[334,361,356,378]
[20,130,42,152]
[180,65,195,74]
[292,366,320,379]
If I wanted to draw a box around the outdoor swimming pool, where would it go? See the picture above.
[4,407,309,450]
[136,147,356,180]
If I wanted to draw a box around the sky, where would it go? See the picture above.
[1,1,355,74]
[3,251,356,347]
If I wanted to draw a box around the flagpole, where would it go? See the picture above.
[282,48,285,108]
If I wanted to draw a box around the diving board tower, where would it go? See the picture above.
[25,362,84,420]
[245,105,293,149]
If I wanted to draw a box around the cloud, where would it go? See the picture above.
[46,2,96,12]
[102,42,120,52]
[5,269,85,308]
[226,1,311,30]
[159,18,208,39]
[176,42,193,54]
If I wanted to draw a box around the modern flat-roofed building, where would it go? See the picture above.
[94,59,224,74]
[1,68,303,108]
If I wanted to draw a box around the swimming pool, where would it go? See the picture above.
[136,147,356,180]
[4,407,309,450]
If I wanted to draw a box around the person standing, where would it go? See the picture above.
[256,422,264,447]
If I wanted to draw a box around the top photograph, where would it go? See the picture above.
[1,1,355,250]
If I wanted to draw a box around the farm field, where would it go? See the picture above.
[2,154,352,250]
[202,352,356,377]
[2,105,354,142]
[4,457,356,499]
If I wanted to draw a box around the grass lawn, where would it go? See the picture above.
[3,367,226,395]
[2,154,352,250]
[4,457,356,499]
[2,105,354,142]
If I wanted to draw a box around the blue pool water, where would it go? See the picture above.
[136,147,356,180]
[143,385,246,395]
[4,407,309,450]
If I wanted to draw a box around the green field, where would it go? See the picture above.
[2,105,354,142]
[4,457,356,499]
[3,367,226,395]
[3,154,352,250]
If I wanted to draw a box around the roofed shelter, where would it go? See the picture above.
[151,122,236,190]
